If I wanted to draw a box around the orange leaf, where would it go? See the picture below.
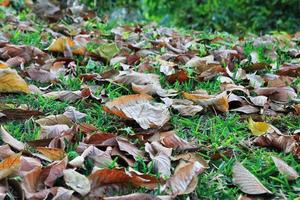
[36,147,65,161]
[0,0,9,7]
[0,153,21,179]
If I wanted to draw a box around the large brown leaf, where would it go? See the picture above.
[103,94,170,129]
[232,162,272,195]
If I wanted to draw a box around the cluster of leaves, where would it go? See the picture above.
[0,0,300,199]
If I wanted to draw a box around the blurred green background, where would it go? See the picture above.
[84,0,300,34]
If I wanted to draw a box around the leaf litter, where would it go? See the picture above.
[0,1,299,199]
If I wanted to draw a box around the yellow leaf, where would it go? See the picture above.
[46,37,86,55]
[0,153,21,180]
[36,147,65,161]
[0,66,29,93]
[248,118,269,136]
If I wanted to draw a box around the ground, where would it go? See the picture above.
[0,3,300,200]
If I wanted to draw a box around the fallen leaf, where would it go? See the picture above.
[249,96,268,107]
[183,91,229,112]
[44,157,67,187]
[253,133,300,159]
[145,141,172,177]
[0,153,21,180]
[160,131,197,151]
[271,156,299,180]
[255,86,297,103]
[89,168,160,190]
[40,124,70,139]
[91,43,119,61]
[63,169,91,196]
[0,64,29,93]
[52,187,74,200]
[0,126,25,151]
[103,94,170,129]
[0,108,42,122]
[116,137,145,160]
[46,37,87,55]
[102,193,172,200]
[248,118,269,136]
[166,160,206,195]
[36,147,65,161]
[166,70,189,83]
[232,162,272,195]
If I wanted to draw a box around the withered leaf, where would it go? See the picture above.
[0,126,25,151]
[63,169,91,196]
[232,162,272,195]
[36,147,65,161]
[0,153,21,180]
[271,156,299,180]
[167,160,206,195]
[103,94,170,129]
[253,133,300,159]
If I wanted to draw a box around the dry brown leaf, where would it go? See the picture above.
[36,147,65,161]
[89,168,161,190]
[0,126,25,151]
[145,141,172,177]
[63,169,91,196]
[253,133,300,159]
[271,156,299,180]
[249,96,268,107]
[103,94,170,129]
[40,124,70,139]
[116,137,145,160]
[111,70,176,97]
[52,187,74,200]
[232,162,272,195]
[0,153,21,180]
[185,55,221,74]
[162,97,203,116]
[231,105,259,114]
[255,86,297,103]
[167,160,206,195]
[183,91,229,112]
[160,131,197,151]
[44,157,68,187]
[0,108,42,122]
[103,193,172,200]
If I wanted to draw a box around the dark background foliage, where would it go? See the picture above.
[83,0,300,34]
